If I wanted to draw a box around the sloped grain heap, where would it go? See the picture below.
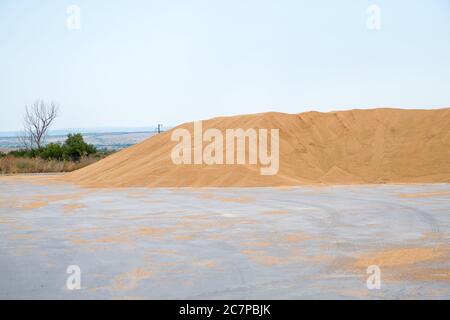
[64,108,450,187]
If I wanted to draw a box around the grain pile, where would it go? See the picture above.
[63,108,450,187]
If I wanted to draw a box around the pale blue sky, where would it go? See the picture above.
[1,0,449,131]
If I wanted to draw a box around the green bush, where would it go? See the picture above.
[8,133,97,162]
[39,142,65,160]
[62,133,97,161]
[9,148,39,158]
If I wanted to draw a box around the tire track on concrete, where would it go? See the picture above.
[340,195,441,235]
[257,195,345,271]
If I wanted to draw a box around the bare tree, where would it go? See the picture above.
[20,100,59,149]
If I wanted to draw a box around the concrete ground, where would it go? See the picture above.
[0,178,449,299]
